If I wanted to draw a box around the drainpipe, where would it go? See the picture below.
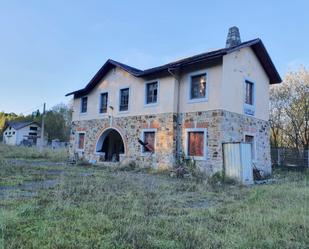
[168,68,182,164]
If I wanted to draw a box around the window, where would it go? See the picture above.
[29,132,37,136]
[145,81,158,104]
[119,88,129,111]
[142,131,155,153]
[99,92,108,113]
[186,129,207,159]
[81,97,88,113]
[5,132,7,135]
[30,126,38,131]
[13,131,15,135]
[78,133,85,150]
[245,80,254,105]
[245,135,255,160]
[190,73,207,99]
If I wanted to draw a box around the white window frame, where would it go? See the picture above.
[244,133,256,162]
[118,86,131,113]
[98,91,109,115]
[80,96,88,114]
[184,128,207,160]
[187,70,209,103]
[243,78,255,116]
[76,132,86,151]
[140,128,157,156]
[144,80,160,107]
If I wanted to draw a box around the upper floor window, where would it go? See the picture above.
[145,81,158,105]
[99,92,108,114]
[119,88,129,112]
[30,126,38,131]
[81,97,88,113]
[245,80,254,105]
[190,73,207,100]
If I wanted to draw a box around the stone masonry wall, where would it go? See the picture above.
[70,110,271,176]
[178,110,271,175]
[70,113,177,169]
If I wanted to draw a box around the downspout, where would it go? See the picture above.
[168,68,182,164]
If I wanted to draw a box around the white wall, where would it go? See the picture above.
[71,47,270,121]
[72,67,176,121]
[3,127,17,145]
[221,47,270,121]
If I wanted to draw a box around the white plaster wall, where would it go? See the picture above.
[71,47,270,121]
[221,47,270,121]
[178,65,223,113]
[16,125,41,145]
[3,127,17,145]
[72,67,176,121]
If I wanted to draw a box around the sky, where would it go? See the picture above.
[0,0,308,114]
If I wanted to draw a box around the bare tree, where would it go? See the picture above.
[270,67,309,150]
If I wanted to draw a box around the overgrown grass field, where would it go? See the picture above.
[0,145,308,249]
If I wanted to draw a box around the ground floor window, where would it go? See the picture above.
[185,128,207,159]
[245,134,255,160]
[78,133,85,150]
[141,129,156,154]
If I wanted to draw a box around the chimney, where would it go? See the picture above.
[226,26,241,48]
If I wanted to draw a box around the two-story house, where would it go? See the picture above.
[66,27,281,175]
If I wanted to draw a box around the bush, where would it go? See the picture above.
[208,171,237,185]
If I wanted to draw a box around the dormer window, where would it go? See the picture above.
[145,81,158,105]
[81,97,88,113]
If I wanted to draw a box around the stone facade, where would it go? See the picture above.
[70,113,177,169]
[178,110,271,175]
[70,109,271,175]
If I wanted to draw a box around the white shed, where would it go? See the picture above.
[2,121,41,146]
[223,142,254,185]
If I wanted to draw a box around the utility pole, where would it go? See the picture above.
[40,103,46,150]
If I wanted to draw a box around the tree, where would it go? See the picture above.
[270,67,309,150]
[44,103,72,142]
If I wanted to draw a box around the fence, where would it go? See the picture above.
[271,148,309,169]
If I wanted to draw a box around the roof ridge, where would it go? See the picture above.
[66,38,280,97]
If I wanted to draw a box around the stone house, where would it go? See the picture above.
[2,121,41,146]
[66,27,281,175]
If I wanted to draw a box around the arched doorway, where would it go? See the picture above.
[96,128,125,162]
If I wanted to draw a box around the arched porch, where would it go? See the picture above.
[95,128,125,162]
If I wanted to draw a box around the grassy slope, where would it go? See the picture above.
[0,147,308,249]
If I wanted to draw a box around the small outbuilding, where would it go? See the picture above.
[2,121,41,146]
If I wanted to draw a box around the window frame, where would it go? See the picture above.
[119,87,130,113]
[140,128,157,156]
[98,91,109,115]
[80,96,88,114]
[144,80,159,107]
[244,133,256,161]
[243,79,255,116]
[184,128,207,160]
[187,70,209,103]
[77,132,86,151]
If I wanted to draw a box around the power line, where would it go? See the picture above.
[18,104,45,116]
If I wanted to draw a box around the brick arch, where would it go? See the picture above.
[93,125,128,156]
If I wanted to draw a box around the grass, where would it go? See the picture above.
[0,144,68,162]
[0,150,308,249]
